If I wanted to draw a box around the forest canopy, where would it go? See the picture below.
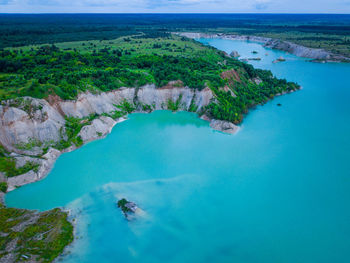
[0,35,299,124]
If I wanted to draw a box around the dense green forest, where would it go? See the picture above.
[0,35,298,124]
[1,14,349,57]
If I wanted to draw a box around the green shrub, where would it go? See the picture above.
[15,138,42,151]
[115,100,135,114]
[117,198,132,213]
[0,182,7,193]
[167,95,182,112]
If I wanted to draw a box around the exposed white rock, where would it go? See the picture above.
[193,87,214,110]
[253,77,263,85]
[136,85,214,111]
[37,148,62,181]
[7,171,38,191]
[2,107,27,123]
[58,87,135,118]
[230,50,240,58]
[200,114,239,134]
[210,119,239,134]
[137,85,191,110]
[1,84,237,191]
[0,98,65,154]
[0,85,212,154]
[78,116,117,143]
[7,148,61,191]
[200,114,211,122]
[14,156,41,168]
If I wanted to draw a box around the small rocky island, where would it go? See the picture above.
[230,50,240,58]
[247,57,262,61]
[273,56,286,63]
[117,198,138,220]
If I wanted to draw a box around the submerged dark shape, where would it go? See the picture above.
[117,198,138,220]
[277,103,282,106]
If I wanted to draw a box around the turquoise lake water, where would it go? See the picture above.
[6,38,350,263]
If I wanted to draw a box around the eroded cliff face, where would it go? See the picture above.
[137,84,213,111]
[0,84,235,191]
[178,32,350,62]
[0,99,65,155]
[0,85,212,153]
[56,87,136,118]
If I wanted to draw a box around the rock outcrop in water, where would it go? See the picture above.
[230,50,240,58]
[0,84,237,191]
[209,119,240,134]
[178,32,350,62]
[273,56,286,63]
[117,198,138,220]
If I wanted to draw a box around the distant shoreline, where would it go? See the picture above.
[177,32,350,63]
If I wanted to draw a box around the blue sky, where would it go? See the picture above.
[0,0,349,13]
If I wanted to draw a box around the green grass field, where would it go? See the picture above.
[9,34,223,61]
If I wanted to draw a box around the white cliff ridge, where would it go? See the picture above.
[177,32,350,62]
[0,84,237,191]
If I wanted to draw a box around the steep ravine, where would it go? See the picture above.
[0,84,235,192]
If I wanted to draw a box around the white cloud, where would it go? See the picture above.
[0,0,349,13]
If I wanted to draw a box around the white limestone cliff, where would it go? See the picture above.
[0,84,237,190]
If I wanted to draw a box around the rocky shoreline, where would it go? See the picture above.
[177,32,350,63]
[0,84,238,192]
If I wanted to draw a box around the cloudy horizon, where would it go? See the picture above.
[0,0,349,13]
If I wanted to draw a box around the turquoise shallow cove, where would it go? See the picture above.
[6,39,350,263]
